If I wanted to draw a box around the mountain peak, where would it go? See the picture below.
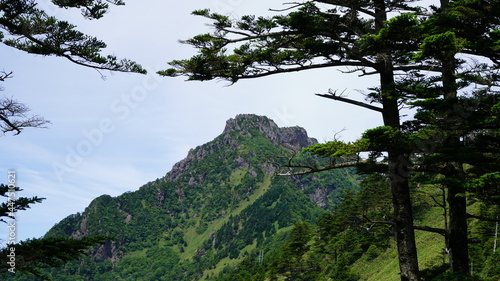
[223,114,317,149]
[43,113,362,281]
[165,114,316,182]
[223,114,278,134]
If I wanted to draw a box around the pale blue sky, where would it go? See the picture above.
[1,0,382,242]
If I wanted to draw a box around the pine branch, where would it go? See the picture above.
[316,89,383,112]
[467,213,500,222]
[363,215,447,236]
[277,159,368,176]
[269,2,306,12]
[223,61,372,81]
[414,225,447,236]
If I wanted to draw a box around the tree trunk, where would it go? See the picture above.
[388,153,420,281]
[441,55,470,275]
[379,66,420,280]
[373,0,420,279]
[447,183,469,274]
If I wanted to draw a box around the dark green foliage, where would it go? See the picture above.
[0,184,44,223]
[217,174,391,280]
[52,0,125,19]
[467,204,500,281]
[468,172,500,205]
[0,236,111,279]
[268,222,319,281]
[158,2,377,82]
[0,0,145,73]
[213,254,266,281]
[431,272,481,281]
[208,179,325,262]
[0,183,109,280]
[419,264,450,281]
[315,177,392,267]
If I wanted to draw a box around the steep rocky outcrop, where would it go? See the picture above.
[223,114,317,149]
[167,114,317,182]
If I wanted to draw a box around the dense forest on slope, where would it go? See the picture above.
[212,176,500,281]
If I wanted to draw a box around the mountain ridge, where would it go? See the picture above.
[222,114,317,148]
[167,114,316,182]
[13,114,360,280]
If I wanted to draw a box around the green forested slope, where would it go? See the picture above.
[212,178,500,281]
[4,114,360,281]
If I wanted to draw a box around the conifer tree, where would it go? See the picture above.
[0,0,145,73]
[269,222,316,281]
[162,1,426,279]
[0,184,111,279]
[0,0,146,135]
[402,0,500,275]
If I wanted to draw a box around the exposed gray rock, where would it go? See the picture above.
[223,114,317,149]
[72,213,89,239]
[93,240,121,264]
[308,186,335,209]
[166,114,317,182]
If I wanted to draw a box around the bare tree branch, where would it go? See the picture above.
[269,2,305,12]
[316,89,384,112]
[363,215,447,236]
[0,71,13,82]
[277,159,369,176]
[0,97,50,135]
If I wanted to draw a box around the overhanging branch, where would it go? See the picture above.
[467,213,500,222]
[364,215,447,236]
[316,89,383,112]
[277,159,368,176]
[233,61,371,81]
[414,225,447,236]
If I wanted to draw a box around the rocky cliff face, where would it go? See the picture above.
[167,114,317,182]
[223,114,317,149]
